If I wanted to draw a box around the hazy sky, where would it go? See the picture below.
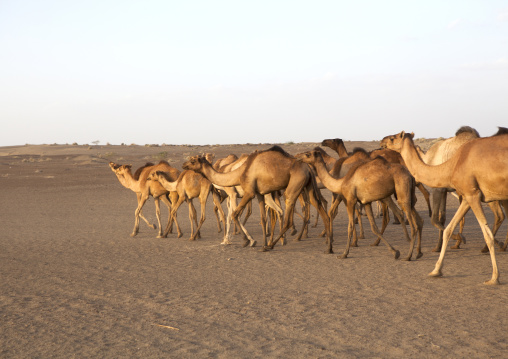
[1,1,507,146]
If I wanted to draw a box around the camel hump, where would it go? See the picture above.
[494,127,508,136]
[312,146,328,155]
[134,162,154,180]
[157,160,170,166]
[264,145,292,158]
[455,126,480,137]
[352,147,368,155]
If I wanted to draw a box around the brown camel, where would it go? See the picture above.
[381,126,505,253]
[383,129,508,285]
[147,169,224,241]
[109,160,182,238]
[322,138,349,157]
[183,146,333,252]
[301,150,423,260]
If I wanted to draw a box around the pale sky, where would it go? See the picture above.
[1,1,507,146]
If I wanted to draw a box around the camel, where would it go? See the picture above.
[383,129,508,285]
[301,150,423,260]
[109,160,182,238]
[381,126,505,253]
[183,146,333,252]
[147,169,224,241]
[322,138,349,157]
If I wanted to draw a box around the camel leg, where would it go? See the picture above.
[364,203,400,259]
[134,192,157,230]
[212,190,225,234]
[153,197,164,237]
[433,196,500,285]
[306,184,333,254]
[164,191,182,238]
[431,189,447,252]
[416,182,432,217]
[480,201,504,252]
[164,194,186,238]
[370,200,392,246]
[498,200,508,251]
[341,200,357,259]
[414,210,424,259]
[187,200,196,240]
[255,193,269,247]
[222,196,234,245]
[429,200,471,278]
[387,197,411,242]
[190,192,209,241]
[324,195,342,238]
[132,194,149,237]
[232,194,257,247]
[158,195,172,238]
[294,191,310,241]
[356,204,365,240]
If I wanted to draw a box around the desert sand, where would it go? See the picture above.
[1,140,507,358]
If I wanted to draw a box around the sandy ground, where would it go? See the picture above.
[1,141,507,358]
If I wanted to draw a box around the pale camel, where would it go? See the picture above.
[381,126,505,252]
[147,169,224,241]
[301,150,423,260]
[383,129,508,285]
[109,160,182,238]
[183,146,333,252]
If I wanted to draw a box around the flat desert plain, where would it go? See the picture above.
[1,140,507,358]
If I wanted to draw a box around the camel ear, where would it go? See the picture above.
[399,131,405,138]
[409,132,415,139]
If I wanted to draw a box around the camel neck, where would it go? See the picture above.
[200,161,243,187]
[400,138,453,189]
[313,157,343,194]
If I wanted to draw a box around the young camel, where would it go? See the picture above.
[381,126,505,252]
[147,170,224,241]
[183,146,333,253]
[301,150,423,260]
[109,161,182,238]
[383,129,508,285]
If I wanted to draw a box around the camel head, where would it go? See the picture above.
[182,155,209,172]
[109,162,132,175]
[321,138,343,148]
[204,153,215,164]
[299,150,323,165]
[380,131,414,152]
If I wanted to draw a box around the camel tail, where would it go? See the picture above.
[308,171,323,208]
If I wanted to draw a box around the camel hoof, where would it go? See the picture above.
[402,257,411,261]
[451,245,461,249]
[370,241,380,247]
[242,240,250,247]
[428,269,443,277]
[339,253,348,259]
[324,249,333,254]
[261,246,271,252]
[499,247,507,252]
[431,246,441,253]
[394,250,400,260]
[416,252,423,259]
[250,240,257,247]
[156,235,163,239]
[480,246,490,254]
[177,233,183,239]
[484,278,500,285]
[149,224,157,229]
[290,229,298,236]
[130,233,138,237]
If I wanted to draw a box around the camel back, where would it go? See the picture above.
[494,127,508,136]
[134,162,154,180]
[455,126,480,138]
